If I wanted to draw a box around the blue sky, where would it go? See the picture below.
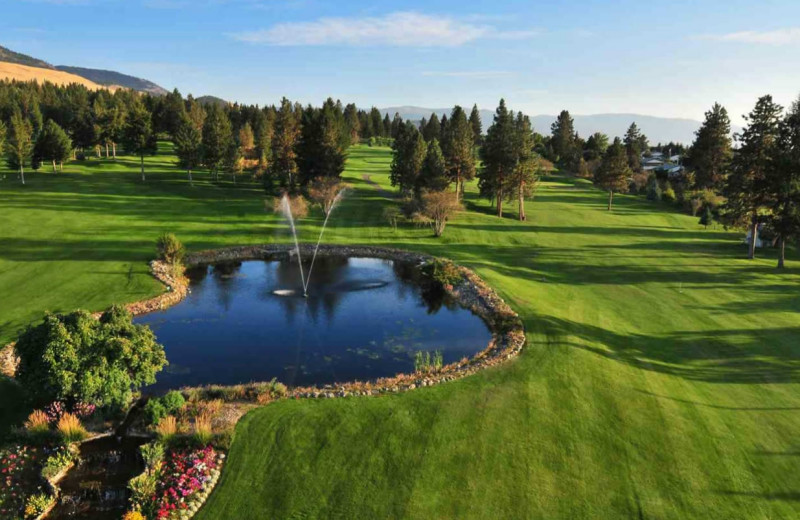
[4,0,800,124]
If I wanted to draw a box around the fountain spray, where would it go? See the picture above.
[280,194,307,296]
[304,188,346,296]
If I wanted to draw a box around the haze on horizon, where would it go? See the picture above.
[4,0,800,125]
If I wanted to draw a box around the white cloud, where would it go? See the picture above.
[230,11,536,47]
[700,28,800,45]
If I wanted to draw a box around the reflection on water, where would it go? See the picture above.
[136,257,492,390]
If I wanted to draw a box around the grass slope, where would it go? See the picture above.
[1,145,799,518]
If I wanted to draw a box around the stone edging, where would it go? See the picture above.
[181,244,526,398]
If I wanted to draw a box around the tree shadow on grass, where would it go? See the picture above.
[538,315,800,384]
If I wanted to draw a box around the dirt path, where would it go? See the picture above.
[361,174,393,198]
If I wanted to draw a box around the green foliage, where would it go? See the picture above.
[390,123,427,196]
[594,137,632,209]
[7,110,33,181]
[24,492,54,519]
[156,232,185,265]
[14,305,167,410]
[423,258,462,287]
[689,103,732,190]
[416,139,449,194]
[33,119,72,172]
[140,442,165,470]
[202,103,234,180]
[41,447,75,480]
[646,176,662,201]
[663,182,677,202]
[144,391,185,425]
[129,470,159,514]
[699,205,714,228]
[414,350,443,373]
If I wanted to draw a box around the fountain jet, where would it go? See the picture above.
[277,189,346,297]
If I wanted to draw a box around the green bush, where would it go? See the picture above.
[15,305,167,410]
[143,399,167,425]
[423,258,462,287]
[646,176,662,201]
[156,232,185,265]
[161,391,185,414]
[140,442,165,470]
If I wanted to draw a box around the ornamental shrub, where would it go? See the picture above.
[156,232,185,265]
[423,258,462,287]
[15,305,167,411]
[56,413,87,443]
[24,492,54,518]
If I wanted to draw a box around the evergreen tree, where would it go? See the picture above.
[390,113,403,139]
[594,137,632,210]
[239,121,255,158]
[298,99,346,184]
[423,113,441,142]
[174,117,202,185]
[724,95,783,259]
[369,107,384,138]
[507,113,540,221]
[479,99,517,217]
[201,103,233,182]
[253,108,274,168]
[584,132,609,160]
[344,103,360,143]
[623,122,647,171]
[689,103,732,190]
[270,97,301,191]
[382,113,392,139]
[416,138,449,194]
[550,110,578,169]
[0,120,6,168]
[390,122,426,196]
[122,98,157,181]
[33,119,72,172]
[770,95,800,268]
[7,110,33,184]
[440,113,449,139]
[469,104,482,147]
[186,96,207,131]
[162,88,187,138]
[699,205,714,229]
[442,105,476,201]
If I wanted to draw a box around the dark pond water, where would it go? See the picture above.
[135,256,492,390]
[48,436,147,520]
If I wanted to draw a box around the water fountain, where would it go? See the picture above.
[277,189,345,297]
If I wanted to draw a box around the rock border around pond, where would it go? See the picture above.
[172,244,526,397]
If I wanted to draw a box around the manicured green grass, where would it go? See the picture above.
[1,144,799,518]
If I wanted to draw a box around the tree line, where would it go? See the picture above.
[0,79,403,189]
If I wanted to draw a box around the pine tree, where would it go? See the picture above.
[507,113,540,221]
[416,138,449,194]
[0,120,6,168]
[186,96,207,131]
[390,113,403,139]
[724,95,783,259]
[33,120,72,172]
[344,103,360,143]
[699,206,713,229]
[7,110,33,185]
[623,122,646,171]
[770,95,800,268]
[370,107,384,138]
[584,132,609,160]
[690,103,732,190]
[174,117,202,185]
[253,108,274,168]
[479,100,516,217]
[423,113,441,142]
[238,122,255,158]
[122,98,157,181]
[469,104,482,148]
[270,97,301,191]
[382,113,392,139]
[550,110,578,168]
[594,137,632,210]
[201,103,233,182]
[442,105,476,201]
[390,122,426,196]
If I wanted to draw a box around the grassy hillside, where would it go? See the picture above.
[0,45,53,69]
[1,145,799,518]
[0,61,109,90]
[56,65,168,95]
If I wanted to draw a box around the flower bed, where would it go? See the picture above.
[128,445,224,520]
[0,445,51,520]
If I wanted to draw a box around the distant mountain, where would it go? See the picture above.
[379,106,741,146]
[0,44,53,69]
[56,66,168,96]
[196,95,229,107]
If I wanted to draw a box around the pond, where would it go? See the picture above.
[135,256,493,390]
